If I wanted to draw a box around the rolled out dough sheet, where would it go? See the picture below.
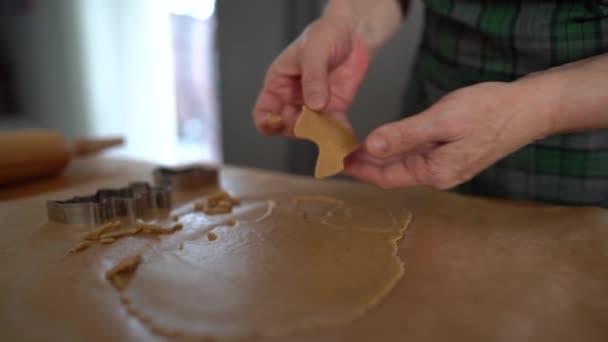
[0,169,412,341]
[121,195,411,339]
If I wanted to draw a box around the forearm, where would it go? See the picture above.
[516,53,608,137]
[321,0,405,52]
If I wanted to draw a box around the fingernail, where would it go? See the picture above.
[369,136,388,156]
[308,93,325,109]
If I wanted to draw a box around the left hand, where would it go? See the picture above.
[343,81,554,190]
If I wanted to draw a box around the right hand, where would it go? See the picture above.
[252,18,372,137]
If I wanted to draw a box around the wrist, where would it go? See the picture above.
[322,0,402,52]
[510,73,564,141]
[515,53,608,137]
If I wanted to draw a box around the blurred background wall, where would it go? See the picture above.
[0,0,424,174]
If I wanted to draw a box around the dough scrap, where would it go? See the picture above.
[82,221,121,241]
[68,240,91,254]
[99,227,140,240]
[194,190,241,215]
[264,113,284,131]
[119,195,411,339]
[294,107,360,178]
[106,254,142,291]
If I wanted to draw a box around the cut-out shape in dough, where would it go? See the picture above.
[290,195,406,233]
[294,107,360,178]
[119,196,411,339]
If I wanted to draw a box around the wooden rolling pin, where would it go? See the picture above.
[0,130,124,187]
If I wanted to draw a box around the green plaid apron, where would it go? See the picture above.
[407,0,608,206]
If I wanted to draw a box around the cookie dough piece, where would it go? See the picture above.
[294,107,360,178]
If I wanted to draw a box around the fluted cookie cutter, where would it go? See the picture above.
[47,182,172,225]
[153,164,218,191]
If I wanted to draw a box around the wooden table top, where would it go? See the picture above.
[1,156,607,342]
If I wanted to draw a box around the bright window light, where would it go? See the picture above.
[168,0,216,21]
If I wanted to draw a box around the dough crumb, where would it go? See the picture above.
[100,227,140,240]
[206,191,234,204]
[68,240,92,253]
[70,219,183,257]
[106,254,142,291]
[83,221,121,241]
[204,206,232,215]
[264,113,284,131]
[195,190,241,216]
[170,223,183,232]
[136,219,182,235]
[207,232,218,241]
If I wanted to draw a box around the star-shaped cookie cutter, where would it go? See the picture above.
[46,182,172,225]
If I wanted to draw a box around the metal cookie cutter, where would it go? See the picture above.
[153,164,218,191]
[47,182,172,225]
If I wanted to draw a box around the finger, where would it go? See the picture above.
[342,155,385,186]
[378,158,421,189]
[279,105,302,137]
[364,112,450,159]
[300,39,331,111]
[253,46,301,136]
[253,90,286,136]
[422,142,479,190]
[253,77,304,136]
[343,151,419,189]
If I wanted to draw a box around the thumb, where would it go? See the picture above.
[300,39,331,111]
[365,112,448,158]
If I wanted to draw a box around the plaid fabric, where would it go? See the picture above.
[407,0,608,206]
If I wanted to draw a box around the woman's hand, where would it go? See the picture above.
[344,81,554,190]
[252,0,404,137]
[252,19,371,137]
